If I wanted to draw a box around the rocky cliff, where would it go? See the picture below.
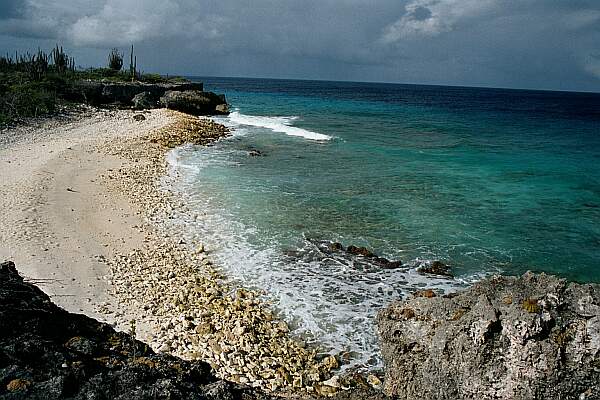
[60,81,229,115]
[377,272,600,400]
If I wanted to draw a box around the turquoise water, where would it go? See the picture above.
[167,78,600,369]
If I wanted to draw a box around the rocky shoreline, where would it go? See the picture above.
[1,108,598,399]
[93,111,379,396]
[0,260,269,400]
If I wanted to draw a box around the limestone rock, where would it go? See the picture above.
[160,90,229,116]
[132,91,155,110]
[377,272,600,399]
[62,81,203,106]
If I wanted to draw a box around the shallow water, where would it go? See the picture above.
[165,78,600,370]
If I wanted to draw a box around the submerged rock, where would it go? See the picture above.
[309,240,402,270]
[377,272,600,400]
[416,260,453,278]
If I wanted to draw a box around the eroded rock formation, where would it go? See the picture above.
[377,272,600,400]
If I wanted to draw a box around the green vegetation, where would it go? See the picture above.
[1,45,188,126]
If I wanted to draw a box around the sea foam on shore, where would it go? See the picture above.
[161,112,486,372]
[96,111,357,395]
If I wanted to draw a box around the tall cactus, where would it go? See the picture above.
[51,45,69,74]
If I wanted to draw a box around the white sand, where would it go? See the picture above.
[0,109,175,324]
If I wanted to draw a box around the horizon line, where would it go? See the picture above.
[178,74,600,96]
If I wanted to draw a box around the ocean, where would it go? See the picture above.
[165,77,600,370]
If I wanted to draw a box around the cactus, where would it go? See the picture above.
[51,45,69,74]
[129,44,135,81]
[108,48,123,71]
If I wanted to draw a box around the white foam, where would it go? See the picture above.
[162,144,483,372]
[227,111,332,141]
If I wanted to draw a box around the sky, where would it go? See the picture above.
[1,0,600,92]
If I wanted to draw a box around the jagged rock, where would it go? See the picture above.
[346,245,375,258]
[329,242,344,252]
[372,257,402,269]
[132,92,155,110]
[416,260,453,278]
[0,261,270,400]
[215,104,230,114]
[160,90,229,116]
[377,272,600,400]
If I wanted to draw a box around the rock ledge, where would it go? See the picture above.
[377,272,600,400]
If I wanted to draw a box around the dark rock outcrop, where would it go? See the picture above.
[377,272,600,400]
[309,240,403,270]
[0,261,270,400]
[160,90,229,116]
[62,81,203,106]
[416,260,453,278]
[346,245,375,258]
[58,80,229,115]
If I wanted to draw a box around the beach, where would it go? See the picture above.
[0,108,164,327]
[0,108,347,395]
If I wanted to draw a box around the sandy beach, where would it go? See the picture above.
[0,109,169,324]
[0,108,345,395]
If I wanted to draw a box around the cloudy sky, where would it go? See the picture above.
[1,0,600,92]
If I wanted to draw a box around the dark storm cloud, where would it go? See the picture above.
[1,0,600,91]
[0,0,23,19]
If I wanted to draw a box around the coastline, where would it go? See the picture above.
[0,108,352,396]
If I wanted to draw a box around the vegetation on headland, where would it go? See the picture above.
[0,45,187,125]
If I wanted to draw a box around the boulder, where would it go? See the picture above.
[347,245,375,258]
[132,91,155,110]
[372,257,402,269]
[160,90,230,116]
[377,272,600,399]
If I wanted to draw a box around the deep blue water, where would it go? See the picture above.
[167,77,600,369]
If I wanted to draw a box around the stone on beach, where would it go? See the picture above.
[97,111,346,395]
[132,91,156,110]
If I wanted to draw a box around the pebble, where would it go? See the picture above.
[94,111,379,395]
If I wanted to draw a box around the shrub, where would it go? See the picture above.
[0,82,57,124]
